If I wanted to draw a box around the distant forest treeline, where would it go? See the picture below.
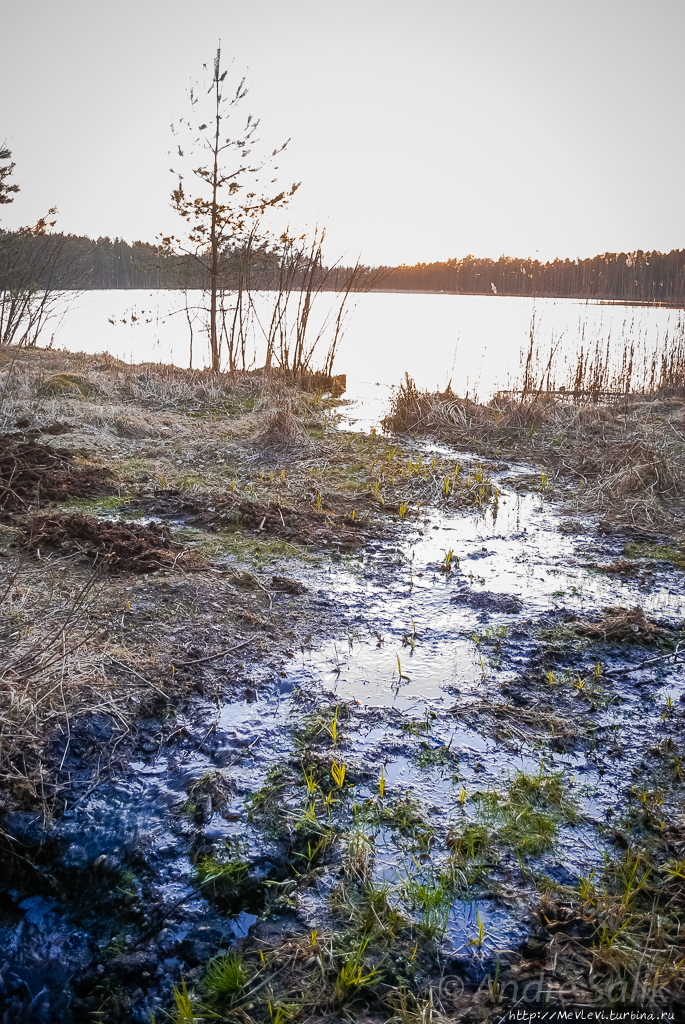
[378,252,685,304]
[2,232,685,304]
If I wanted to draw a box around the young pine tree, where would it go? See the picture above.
[163,47,298,370]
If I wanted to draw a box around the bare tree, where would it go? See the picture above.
[0,147,86,347]
[255,227,388,376]
[0,210,84,348]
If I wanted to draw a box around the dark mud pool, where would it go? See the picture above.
[2,442,685,1022]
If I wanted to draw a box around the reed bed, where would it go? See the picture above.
[385,334,685,530]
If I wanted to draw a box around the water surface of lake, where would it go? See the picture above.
[47,290,682,424]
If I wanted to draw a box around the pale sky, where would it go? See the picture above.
[1,0,683,266]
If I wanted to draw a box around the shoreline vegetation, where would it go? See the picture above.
[1,343,685,1022]
[2,231,685,305]
[384,325,685,533]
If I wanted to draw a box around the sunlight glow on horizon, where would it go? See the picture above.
[1,0,683,268]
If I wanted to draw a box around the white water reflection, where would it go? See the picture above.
[289,479,685,709]
[48,290,683,422]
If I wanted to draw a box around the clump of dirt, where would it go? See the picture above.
[593,558,640,574]
[19,513,203,572]
[272,575,307,594]
[235,496,369,548]
[131,492,230,530]
[0,435,115,517]
[14,419,73,436]
[450,588,523,616]
[134,491,376,549]
[572,605,672,643]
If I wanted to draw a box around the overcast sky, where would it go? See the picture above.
[1,0,683,266]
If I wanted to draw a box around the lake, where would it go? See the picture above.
[45,290,683,425]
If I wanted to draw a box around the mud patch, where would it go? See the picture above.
[450,587,523,615]
[135,491,377,549]
[19,513,204,572]
[0,435,115,517]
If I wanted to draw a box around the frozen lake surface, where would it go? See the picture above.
[47,290,684,423]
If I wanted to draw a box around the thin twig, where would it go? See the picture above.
[173,636,257,667]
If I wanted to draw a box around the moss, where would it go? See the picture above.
[624,542,685,570]
[174,523,312,567]
[57,495,140,518]
[38,373,97,397]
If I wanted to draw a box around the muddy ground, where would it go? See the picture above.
[0,348,684,1023]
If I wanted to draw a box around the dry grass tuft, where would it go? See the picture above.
[385,374,685,530]
[256,406,313,453]
[571,605,672,644]
[0,564,118,811]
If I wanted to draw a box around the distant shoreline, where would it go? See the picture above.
[54,285,685,309]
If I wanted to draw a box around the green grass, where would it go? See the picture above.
[202,951,248,1002]
[473,765,579,858]
[116,456,157,481]
[399,869,450,941]
[330,878,405,940]
[57,494,139,518]
[624,542,685,570]
[364,794,427,833]
[195,854,248,892]
[447,822,491,858]
[175,523,309,566]
[413,741,456,770]
[292,704,349,748]
[332,937,381,1008]
[171,980,197,1023]
[247,763,291,835]
[535,621,588,651]
[498,806,559,856]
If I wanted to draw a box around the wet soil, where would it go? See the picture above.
[2,382,685,1021]
[133,490,382,549]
